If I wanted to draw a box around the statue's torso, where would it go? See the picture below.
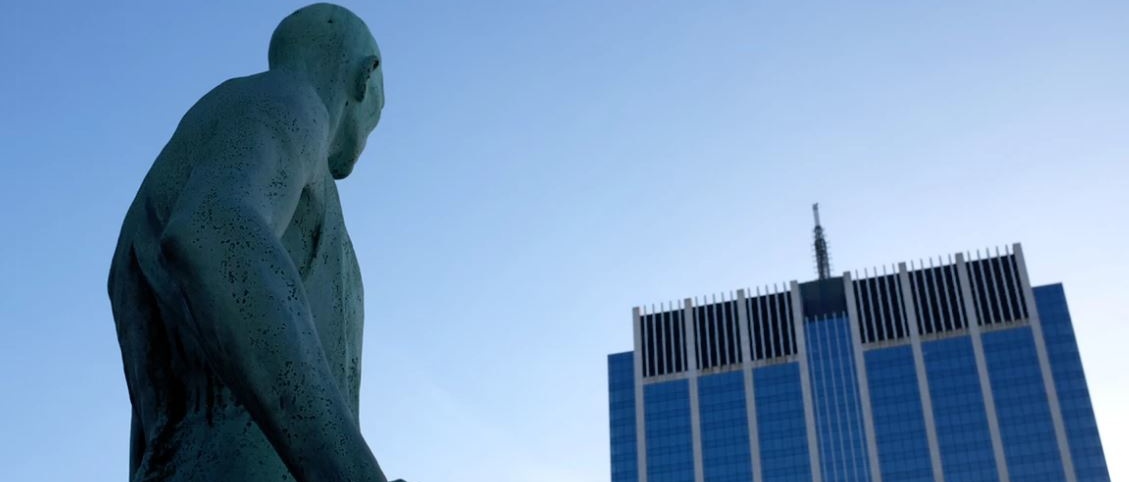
[280,178,365,413]
[112,78,364,481]
[124,177,363,482]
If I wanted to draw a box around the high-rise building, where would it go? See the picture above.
[608,243,1109,481]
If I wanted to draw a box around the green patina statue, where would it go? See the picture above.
[107,4,403,481]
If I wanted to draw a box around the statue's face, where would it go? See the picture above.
[330,42,384,180]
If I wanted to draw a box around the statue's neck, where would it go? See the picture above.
[267,67,347,136]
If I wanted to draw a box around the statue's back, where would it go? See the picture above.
[109,73,353,482]
[109,5,392,481]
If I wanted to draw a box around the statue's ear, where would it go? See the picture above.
[353,55,381,102]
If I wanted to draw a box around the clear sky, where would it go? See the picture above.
[1,1,1127,481]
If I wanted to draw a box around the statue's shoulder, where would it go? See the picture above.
[182,72,331,155]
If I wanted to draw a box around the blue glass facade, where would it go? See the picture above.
[865,345,932,481]
[698,371,753,482]
[754,362,812,481]
[1035,284,1110,481]
[924,335,1000,481]
[984,327,1065,480]
[644,380,695,482]
[806,314,869,482]
[609,352,638,482]
[610,249,1108,482]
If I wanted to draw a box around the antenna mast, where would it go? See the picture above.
[813,203,832,280]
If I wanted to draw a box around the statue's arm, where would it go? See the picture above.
[156,119,388,482]
[129,410,143,477]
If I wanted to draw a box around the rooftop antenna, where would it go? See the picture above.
[812,203,832,280]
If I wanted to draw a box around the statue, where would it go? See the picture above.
[107,4,403,481]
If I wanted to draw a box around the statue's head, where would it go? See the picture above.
[269,3,384,179]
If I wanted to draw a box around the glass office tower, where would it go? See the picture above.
[608,244,1108,482]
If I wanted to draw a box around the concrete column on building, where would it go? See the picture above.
[1013,244,1078,482]
[736,289,763,482]
[790,281,823,482]
[683,299,704,482]
[632,307,649,482]
[955,253,1010,482]
[898,263,945,482]
[842,273,883,482]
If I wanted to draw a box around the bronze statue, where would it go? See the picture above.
[108,4,401,481]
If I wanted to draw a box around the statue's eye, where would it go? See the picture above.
[372,59,380,70]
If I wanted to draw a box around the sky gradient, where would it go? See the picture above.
[1,1,1127,480]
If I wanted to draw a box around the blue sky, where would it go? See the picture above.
[1,1,1127,480]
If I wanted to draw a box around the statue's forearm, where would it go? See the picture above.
[129,411,143,478]
[159,214,388,482]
